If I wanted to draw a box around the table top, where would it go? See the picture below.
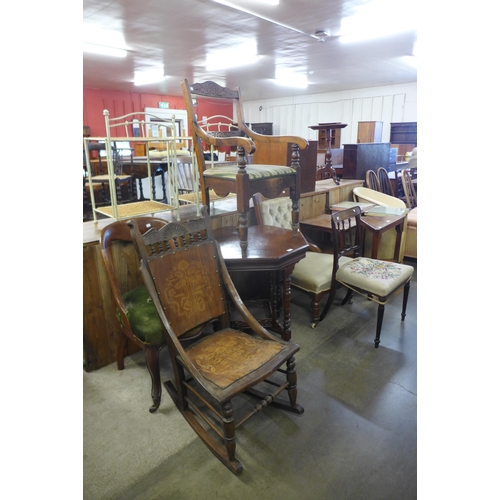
[300,209,408,234]
[360,213,407,232]
[213,225,309,271]
[363,206,409,217]
[309,123,348,130]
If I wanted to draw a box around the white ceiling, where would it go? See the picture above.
[83,0,417,102]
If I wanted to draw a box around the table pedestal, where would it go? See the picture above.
[214,225,309,341]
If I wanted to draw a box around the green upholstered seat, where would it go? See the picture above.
[203,164,296,180]
[120,285,163,344]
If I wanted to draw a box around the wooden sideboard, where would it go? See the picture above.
[342,143,390,180]
[357,121,383,143]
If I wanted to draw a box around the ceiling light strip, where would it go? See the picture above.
[83,43,127,58]
[212,0,322,41]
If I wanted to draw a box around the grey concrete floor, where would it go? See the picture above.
[83,259,417,500]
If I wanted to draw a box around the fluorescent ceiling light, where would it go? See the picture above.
[83,43,127,58]
[206,41,259,71]
[83,25,128,57]
[403,55,417,67]
[211,0,318,41]
[134,70,167,86]
[274,69,308,88]
[339,0,416,43]
[214,0,279,7]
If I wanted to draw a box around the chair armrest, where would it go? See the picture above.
[307,240,322,253]
[192,121,256,155]
[240,123,308,150]
[216,243,285,342]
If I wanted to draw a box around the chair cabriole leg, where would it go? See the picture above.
[116,334,128,371]
[145,345,162,413]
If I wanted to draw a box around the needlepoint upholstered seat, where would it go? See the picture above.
[320,206,414,347]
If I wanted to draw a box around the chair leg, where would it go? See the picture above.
[116,333,128,371]
[285,356,304,414]
[310,295,321,328]
[145,345,162,413]
[374,304,385,348]
[318,283,339,324]
[401,281,411,321]
[221,402,241,471]
[341,289,354,306]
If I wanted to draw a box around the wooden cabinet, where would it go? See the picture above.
[390,122,417,161]
[357,121,383,143]
[342,143,390,180]
[251,122,273,135]
[317,125,341,150]
[134,143,146,156]
[390,122,417,144]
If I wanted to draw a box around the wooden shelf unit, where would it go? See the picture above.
[390,122,417,144]
[390,122,417,161]
[317,124,342,150]
[357,121,383,143]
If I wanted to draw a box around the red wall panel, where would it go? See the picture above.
[83,87,232,138]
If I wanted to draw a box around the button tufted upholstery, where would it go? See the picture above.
[252,193,332,327]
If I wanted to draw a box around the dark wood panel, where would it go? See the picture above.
[342,143,390,180]
[390,122,417,144]
[287,140,318,194]
[251,122,273,135]
[83,241,142,372]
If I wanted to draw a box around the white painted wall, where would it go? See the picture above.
[242,82,417,146]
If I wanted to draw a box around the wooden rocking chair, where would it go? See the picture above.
[128,206,304,473]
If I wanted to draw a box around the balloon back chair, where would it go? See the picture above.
[252,192,334,328]
[180,79,308,254]
[320,206,414,347]
[100,217,168,412]
[127,206,304,473]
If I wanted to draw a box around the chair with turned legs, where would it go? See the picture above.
[128,206,304,473]
[181,79,308,253]
[319,206,414,347]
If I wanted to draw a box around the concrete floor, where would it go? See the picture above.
[83,259,417,500]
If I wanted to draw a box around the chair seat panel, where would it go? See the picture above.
[291,253,352,294]
[185,329,291,390]
[121,285,164,344]
[336,258,413,299]
[204,164,296,180]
